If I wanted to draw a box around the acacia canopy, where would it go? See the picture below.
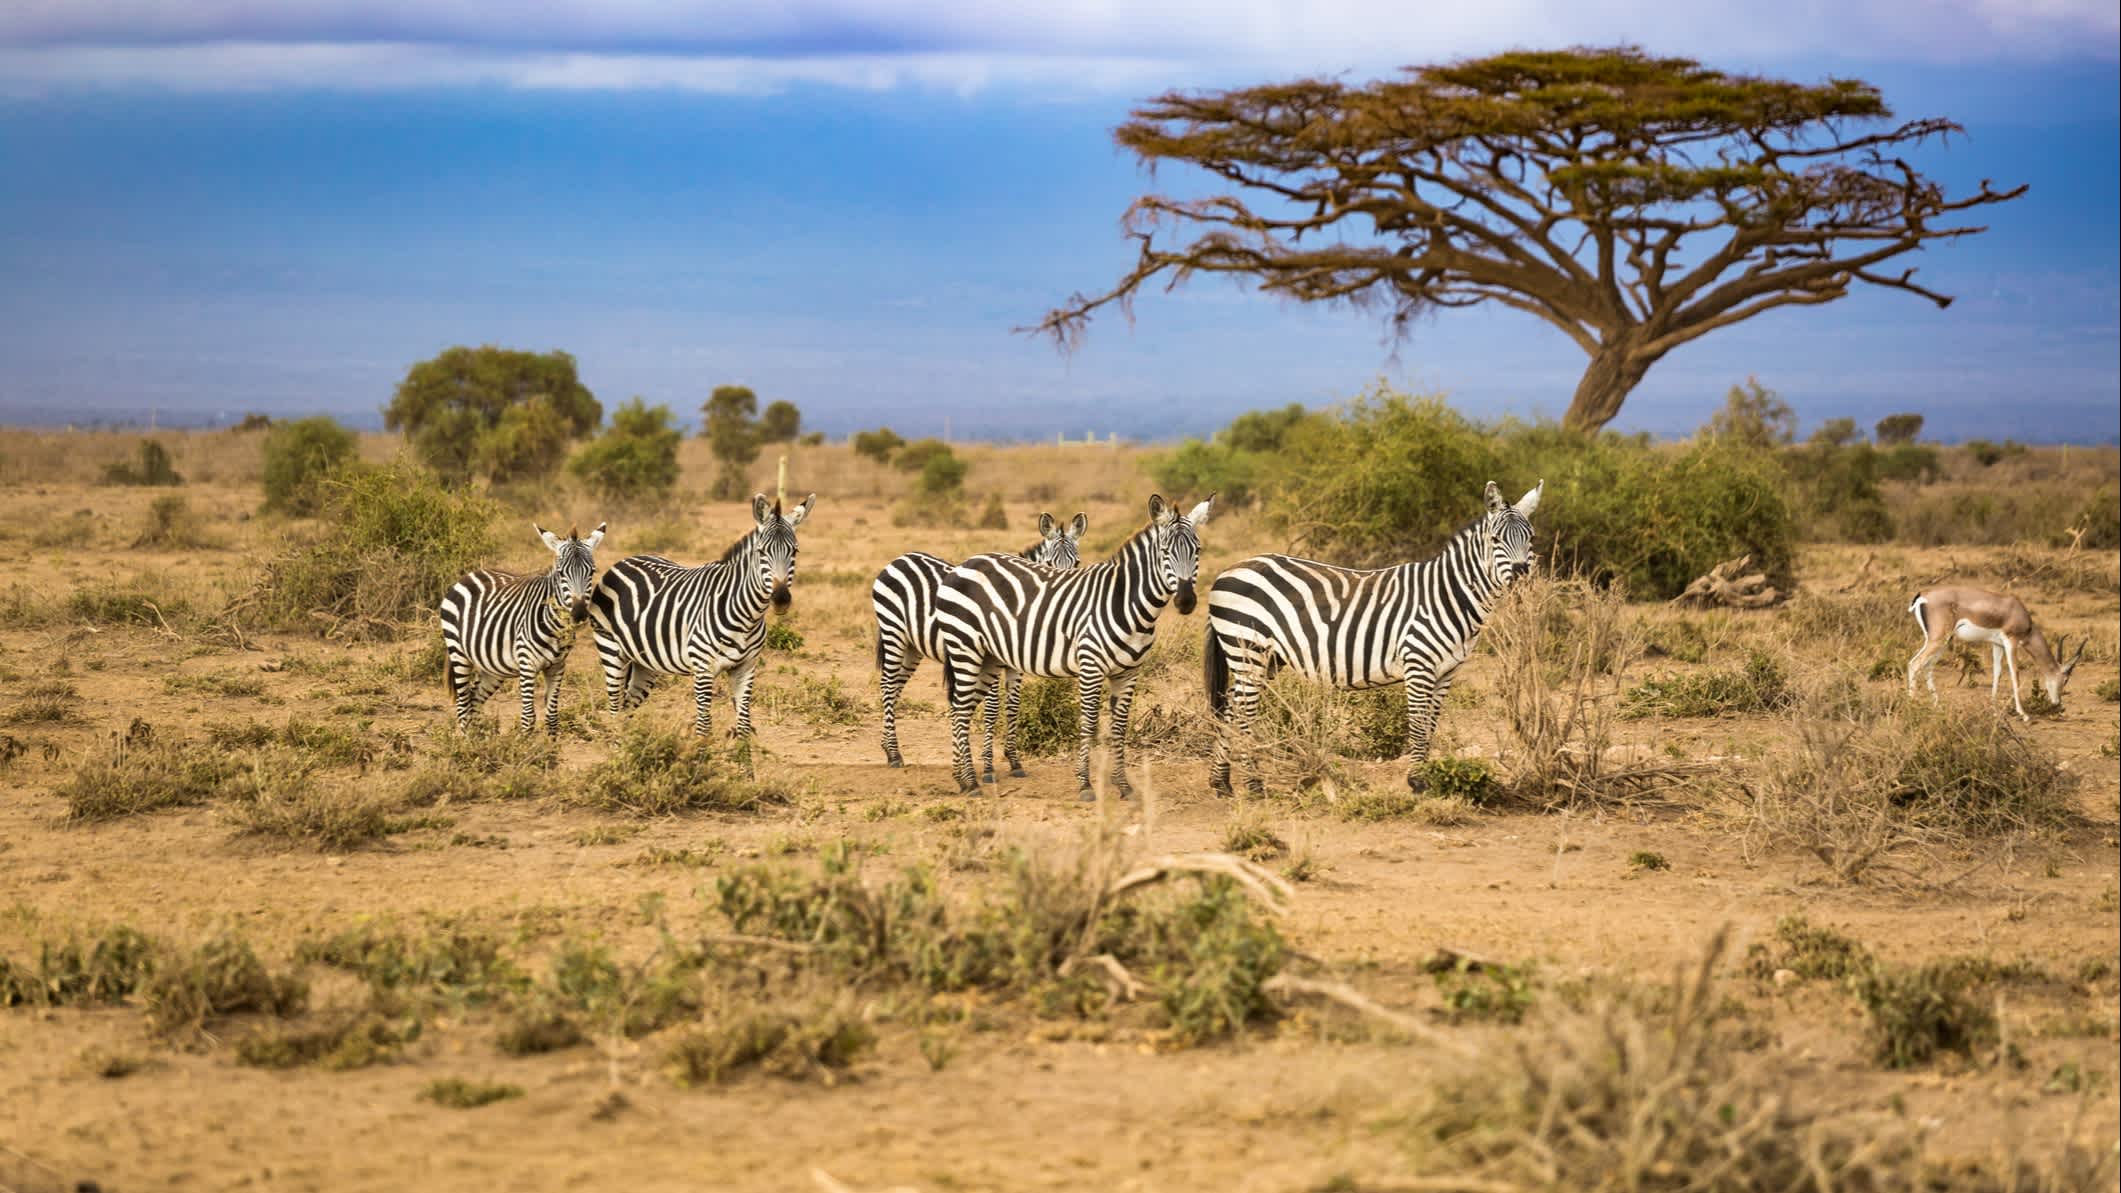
[1033,48,2024,430]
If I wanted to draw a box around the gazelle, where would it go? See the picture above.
[1906,585,2084,720]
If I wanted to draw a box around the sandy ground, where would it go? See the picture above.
[0,470,2116,1193]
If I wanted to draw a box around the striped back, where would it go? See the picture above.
[589,494,814,677]
[872,512,1087,671]
[936,495,1211,679]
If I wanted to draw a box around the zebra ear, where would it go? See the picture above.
[786,493,817,527]
[751,494,772,525]
[1068,513,1088,541]
[536,523,562,552]
[1484,481,1507,513]
[586,522,606,550]
[1186,494,1215,526]
[1038,512,1058,538]
[1148,494,1171,524]
[1515,480,1544,518]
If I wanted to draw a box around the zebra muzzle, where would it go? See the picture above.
[569,599,589,623]
[771,583,792,611]
[1173,581,1197,615]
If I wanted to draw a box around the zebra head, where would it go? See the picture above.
[1148,493,1215,614]
[536,521,605,622]
[1480,480,1544,587]
[1030,512,1089,569]
[749,493,816,611]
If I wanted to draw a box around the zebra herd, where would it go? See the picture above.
[438,481,1546,799]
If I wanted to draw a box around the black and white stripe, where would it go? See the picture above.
[440,522,605,735]
[1204,480,1542,793]
[872,512,1087,777]
[935,494,1213,800]
[588,494,815,738]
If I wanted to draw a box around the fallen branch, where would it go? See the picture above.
[1059,953,1150,1002]
[1262,974,1473,1056]
[1669,554,1779,609]
[1832,552,1877,594]
[1107,852,1296,913]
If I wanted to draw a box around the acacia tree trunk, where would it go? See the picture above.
[1563,340,1659,432]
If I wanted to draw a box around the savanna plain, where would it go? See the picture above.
[0,427,2116,1193]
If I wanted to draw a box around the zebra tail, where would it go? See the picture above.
[1204,625,1230,719]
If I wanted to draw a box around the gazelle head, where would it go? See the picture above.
[2034,631,2088,708]
[536,521,604,622]
[1481,480,1543,587]
[1031,512,1088,569]
[749,493,816,611]
[1147,493,1214,614]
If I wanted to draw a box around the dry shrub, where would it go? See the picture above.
[4,679,83,726]
[1746,704,2077,883]
[1992,543,2121,597]
[0,925,158,1008]
[1405,930,1947,1191]
[665,994,876,1086]
[1623,651,1793,718]
[1483,576,1687,809]
[570,724,795,816]
[235,461,499,640]
[420,1078,523,1109]
[143,930,308,1038]
[133,494,216,549]
[58,732,252,822]
[220,755,413,852]
[398,725,559,805]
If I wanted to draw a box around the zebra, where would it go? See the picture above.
[872,512,1088,778]
[1204,480,1542,795]
[439,521,606,735]
[935,494,1213,801]
[587,493,816,738]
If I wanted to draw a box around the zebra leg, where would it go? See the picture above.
[1231,667,1265,797]
[1106,669,1141,801]
[942,652,986,794]
[1002,671,1028,778]
[690,671,718,738]
[470,674,505,717]
[728,658,760,739]
[542,661,565,736]
[517,663,540,735]
[1403,666,1443,790]
[878,656,915,767]
[1074,669,1105,803]
[595,634,629,714]
[979,680,1002,783]
[447,651,478,729]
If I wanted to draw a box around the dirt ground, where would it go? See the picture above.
[1,454,2116,1193]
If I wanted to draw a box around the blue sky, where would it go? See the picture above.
[0,2,2115,443]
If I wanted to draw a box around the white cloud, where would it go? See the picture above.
[0,0,2112,94]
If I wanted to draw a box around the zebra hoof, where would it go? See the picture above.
[1008,767,1028,779]
[980,770,995,784]
[1209,776,1232,797]
[1077,788,1097,803]
[1406,771,1431,794]
[885,756,903,768]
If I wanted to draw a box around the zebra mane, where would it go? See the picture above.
[716,528,757,564]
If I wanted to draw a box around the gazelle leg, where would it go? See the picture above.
[1989,644,2003,701]
[2003,639,2026,720]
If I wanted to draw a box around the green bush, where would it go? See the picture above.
[2071,485,2119,550]
[1851,961,1997,1069]
[1148,440,1266,506]
[917,450,968,497]
[103,439,182,486]
[385,346,600,484]
[1874,412,1924,445]
[568,398,680,502]
[1623,652,1792,718]
[244,461,500,639]
[852,427,905,463]
[261,417,359,514]
[1781,441,1893,542]
[894,438,954,474]
[1873,442,1940,484]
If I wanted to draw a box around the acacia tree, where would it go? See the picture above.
[385,346,600,483]
[702,384,762,498]
[1032,48,2024,431]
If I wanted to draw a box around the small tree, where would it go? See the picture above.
[758,400,803,444]
[262,416,359,514]
[852,428,905,463]
[385,346,601,484]
[1706,378,1795,451]
[893,438,955,474]
[1875,413,1926,445]
[569,398,681,502]
[103,439,182,486]
[1809,417,1863,448]
[702,385,762,499]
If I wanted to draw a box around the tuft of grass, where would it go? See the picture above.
[57,734,250,822]
[1419,757,1501,805]
[4,679,83,726]
[296,921,522,1007]
[420,1078,523,1109]
[0,925,159,1008]
[398,726,558,805]
[221,761,412,852]
[1746,916,1875,982]
[69,580,189,628]
[1623,652,1792,719]
[237,1014,420,1070]
[1427,955,1538,1024]
[495,1009,586,1056]
[764,621,805,652]
[772,674,867,726]
[143,930,308,1038]
[1626,850,1669,872]
[1336,788,1477,825]
[2094,677,2119,703]
[1011,676,1080,757]
[1851,961,1998,1070]
[665,1001,876,1086]
[571,724,795,817]
[133,494,215,549]
[1218,813,1288,862]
